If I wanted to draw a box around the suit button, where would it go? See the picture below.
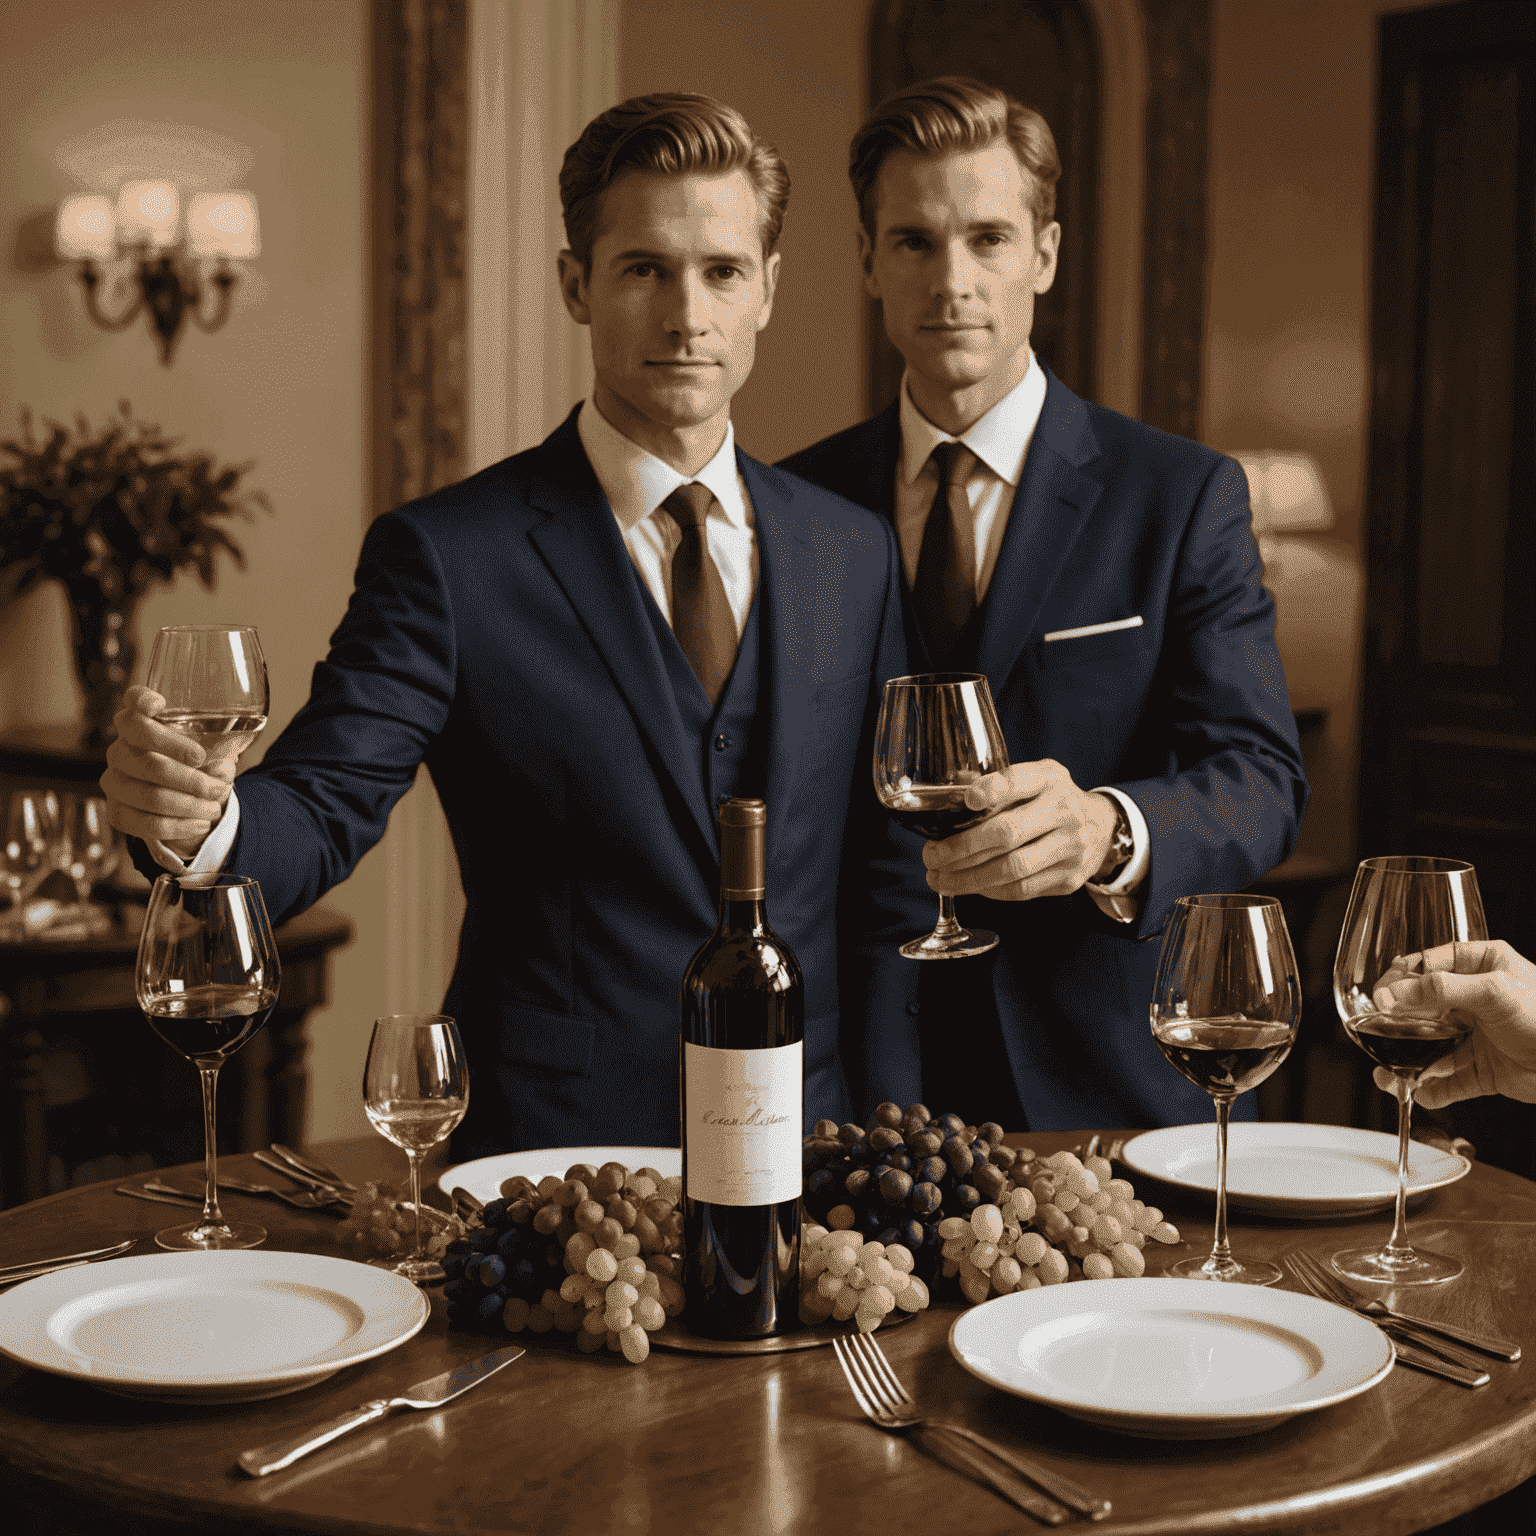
[906,1002,921,1016]
[713,734,730,751]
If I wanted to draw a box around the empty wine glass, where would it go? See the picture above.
[2,790,63,908]
[1332,856,1487,1286]
[874,673,1010,958]
[363,1014,469,1285]
[1150,894,1301,1284]
[136,873,281,1250]
[62,794,118,903]
[144,625,269,870]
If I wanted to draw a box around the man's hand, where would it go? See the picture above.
[99,686,236,858]
[1370,939,1536,1108]
[922,760,1119,902]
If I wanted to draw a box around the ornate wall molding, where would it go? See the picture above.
[1138,0,1211,438]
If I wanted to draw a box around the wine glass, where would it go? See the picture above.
[144,625,269,869]
[62,794,118,903]
[136,873,281,1250]
[2,789,63,909]
[363,1014,469,1285]
[1150,893,1301,1284]
[1332,855,1487,1286]
[874,672,1011,959]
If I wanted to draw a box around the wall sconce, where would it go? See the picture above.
[1232,451,1335,581]
[54,182,260,364]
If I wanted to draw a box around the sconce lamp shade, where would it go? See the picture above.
[115,180,181,247]
[187,191,260,259]
[1233,451,1335,535]
[55,195,117,260]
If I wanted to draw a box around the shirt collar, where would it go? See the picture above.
[897,350,1046,488]
[578,399,746,532]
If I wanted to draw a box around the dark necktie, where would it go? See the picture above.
[661,482,736,704]
[912,440,979,666]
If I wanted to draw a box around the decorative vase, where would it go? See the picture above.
[64,575,140,751]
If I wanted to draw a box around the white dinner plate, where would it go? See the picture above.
[0,1250,429,1403]
[1119,1122,1471,1217]
[949,1278,1394,1439]
[441,1146,681,1204]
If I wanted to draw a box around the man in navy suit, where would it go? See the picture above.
[782,78,1309,1130]
[101,94,925,1155]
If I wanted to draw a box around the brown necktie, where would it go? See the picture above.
[661,483,736,704]
[912,440,979,665]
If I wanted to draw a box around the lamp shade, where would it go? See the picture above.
[187,190,260,259]
[1232,451,1335,534]
[115,180,181,247]
[55,194,116,260]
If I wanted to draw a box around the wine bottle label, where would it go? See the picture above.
[683,1041,803,1206]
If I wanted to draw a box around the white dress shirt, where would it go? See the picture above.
[578,398,757,638]
[896,354,1150,916]
[178,400,759,878]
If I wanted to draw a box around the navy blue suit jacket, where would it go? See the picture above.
[208,409,926,1154]
[781,370,1309,1129]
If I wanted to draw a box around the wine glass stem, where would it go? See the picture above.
[198,1065,226,1228]
[405,1148,425,1260]
[1209,1095,1234,1270]
[934,893,963,938]
[1384,1079,1416,1262]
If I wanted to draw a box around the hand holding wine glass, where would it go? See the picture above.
[1150,893,1300,1284]
[141,625,269,871]
[137,873,281,1250]
[1333,856,1487,1285]
[874,672,1010,959]
[363,1014,469,1286]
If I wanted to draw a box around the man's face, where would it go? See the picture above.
[861,141,1060,426]
[559,169,779,463]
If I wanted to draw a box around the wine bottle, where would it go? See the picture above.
[681,797,804,1339]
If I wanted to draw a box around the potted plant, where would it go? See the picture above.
[0,401,269,746]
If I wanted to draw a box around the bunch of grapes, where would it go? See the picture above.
[336,1182,467,1261]
[443,1160,685,1366]
[798,1225,931,1330]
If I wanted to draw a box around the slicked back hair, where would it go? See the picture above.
[560,93,790,274]
[849,76,1061,238]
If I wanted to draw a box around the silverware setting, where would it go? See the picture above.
[251,1150,355,1207]
[832,1329,1110,1524]
[269,1143,360,1193]
[141,1179,342,1212]
[0,1237,136,1288]
[1287,1248,1518,1361]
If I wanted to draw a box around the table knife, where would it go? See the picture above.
[237,1345,527,1477]
[1391,1334,1490,1388]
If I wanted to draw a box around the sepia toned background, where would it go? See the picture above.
[0,0,1474,1147]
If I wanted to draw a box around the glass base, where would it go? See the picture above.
[370,1254,445,1287]
[1169,1254,1283,1286]
[900,926,998,960]
[156,1219,266,1251]
[1331,1245,1463,1287]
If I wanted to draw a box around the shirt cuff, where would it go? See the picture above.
[186,787,241,873]
[1084,786,1149,924]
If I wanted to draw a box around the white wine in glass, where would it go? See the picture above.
[363,1014,469,1286]
[1332,855,1486,1286]
[1150,893,1300,1284]
[144,625,269,869]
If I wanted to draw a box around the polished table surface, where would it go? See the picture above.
[1,1131,1534,1536]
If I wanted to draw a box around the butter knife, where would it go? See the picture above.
[1390,1334,1489,1388]
[237,1345,527,1477]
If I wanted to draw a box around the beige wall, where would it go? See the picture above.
[619,0,876,461]
[0,0,383,1142]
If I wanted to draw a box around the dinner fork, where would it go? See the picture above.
[1285,1250,1489,1387]
[0,1237,136,1287]
[831,1331,1111,1523]
[1287,1248,1519,1361]
[143,1179,340,1211]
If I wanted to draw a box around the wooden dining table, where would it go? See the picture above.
[1,1129,1533,1536]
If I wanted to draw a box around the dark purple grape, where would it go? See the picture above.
[442,1255,467,1283]
[970,1138,992,1161]
[481,1199,509,1227]
[894,1218,926,1249]
[858,1204,890,1237]
[446,1238,471,1256]
[874,1227,903,1248]
[474,1289,507,1323]
[868,1126,904,1154]
[908,1128,944,1157]
[470,1228,499,1253]
[909,1181,942,1218]
[978,1121,1006,1147]
[941,1136,974,1178]
[868,1102,904,1131]
[917,1155,947,1186]
[806,1167,836,1205]
[878,1168,914,1206]
[973,1163,1008,1202]
[837,1123,865,1146]
[509,1256,537,1293]
[844,1168,872,1202]
[933,1113,966,1137]
[943,1182,980,1217]
[846,1139,875,1168]
[443,1278,473,1303]
[884,1150,913,1173]
[478,1255,506,1288]
[496,1229,523,1261]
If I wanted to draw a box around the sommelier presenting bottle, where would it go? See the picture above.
[101,93,930,1155]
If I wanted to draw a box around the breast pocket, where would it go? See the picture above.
[1038,625,1155,668]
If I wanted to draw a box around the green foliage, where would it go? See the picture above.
[0,400,269,601]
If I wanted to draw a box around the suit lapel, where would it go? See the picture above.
[740,453,817,868]
[970,372,1106,689]
[853,402,903,515]
[525,414,717,855]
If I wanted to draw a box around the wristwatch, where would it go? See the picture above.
[1093,795,1135,885]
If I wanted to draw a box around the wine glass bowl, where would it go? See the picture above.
[363,1014,469,1286]
[2,789,64,908]
[62,794,118,903]
[874,672,1010,959]
[136,873,281,1250]
[1150,893,1300,1284]
[1331,855,1487,1286]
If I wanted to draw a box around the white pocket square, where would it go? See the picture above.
[1042,615,1144,643]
